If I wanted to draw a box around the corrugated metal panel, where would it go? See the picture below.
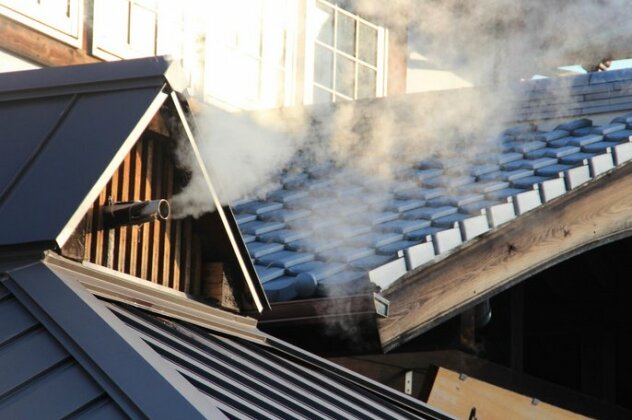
[0,283,125,419]
[107,302,449,420]
[0,85,165,247]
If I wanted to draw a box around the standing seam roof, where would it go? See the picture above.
[0,281,126,418]
[107,302,448,420]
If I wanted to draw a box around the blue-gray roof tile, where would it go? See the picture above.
[246,241,284,258]
[605,129,632,142]
[257,250,314,268]
[286,260,345,280]
[235,200,283,215]
[254,264,285,283]
[555,118,592,131]
[240,221,285,236]
[582,142,615,153]
[349,254,394,271]
[258,208,311,222]
[319,247,375,263]
[233,109,632,302]
[258,228,310,244]
[567,134,603,147]
[526,145,580,159]
[376,240,423,256]
[591,123,626,135]
[263,276,299,302]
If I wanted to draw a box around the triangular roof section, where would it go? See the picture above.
[233,68,632,350]
[0,57,268,313]
[0,253,450,419]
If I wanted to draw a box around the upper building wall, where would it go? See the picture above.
[0,0,403,111]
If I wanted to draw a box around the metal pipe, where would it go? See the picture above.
[102,199,170,229]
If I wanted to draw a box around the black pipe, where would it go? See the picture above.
[102,199,170,229]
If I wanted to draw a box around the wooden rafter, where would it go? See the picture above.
[378,162,632,352]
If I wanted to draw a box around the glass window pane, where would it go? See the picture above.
[314,44,334,88]
[357,65,376,98]
[313,87,332,104]
[337,12,356,56]
[315,2,334,46]
[335,94,351,102]
[336,54,355,98]
[238,3,263,57]
[358,23,377,66]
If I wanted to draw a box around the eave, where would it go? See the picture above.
[378,160,632,352]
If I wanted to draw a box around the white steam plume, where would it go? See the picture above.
[172,0,632,219]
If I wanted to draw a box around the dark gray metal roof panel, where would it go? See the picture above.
[1,260,231,419]
[4,261,224,419]
[0,95,72,195]
[0,85,165,247]
[107,301,451,420]
[0,362,106,419]
[0,281,121,419]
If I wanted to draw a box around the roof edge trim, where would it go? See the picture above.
[168,92,270,313]
[0,56,186,97]
[55,87,168,248]
[43,252,265,343]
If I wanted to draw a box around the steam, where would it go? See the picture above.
[171,0,632,218]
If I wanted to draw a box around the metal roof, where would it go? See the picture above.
[0,57,270,313]
[0,281,126,418]
[0,255,451,420]
[0,57,175,248]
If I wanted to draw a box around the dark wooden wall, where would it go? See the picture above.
[81,132,202,293]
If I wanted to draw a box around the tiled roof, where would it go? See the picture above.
[235,113,632,302]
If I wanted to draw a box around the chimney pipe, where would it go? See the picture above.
[102,200,170,229]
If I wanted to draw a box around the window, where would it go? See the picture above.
[307,0,387,103]
[0,0,82,46]
[204,0,297,110]
[92,0,297,111]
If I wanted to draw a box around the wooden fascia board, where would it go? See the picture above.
[378,162,632,352]
[257,294,379,327]
[0,14,98,67]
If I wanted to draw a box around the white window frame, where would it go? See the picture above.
[92,0,162,61]
[202,0,298,110]
[304,0,388,104]
[0,0,83,47]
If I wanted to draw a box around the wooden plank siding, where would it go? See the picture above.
[72,133,201,293]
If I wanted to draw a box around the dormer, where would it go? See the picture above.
[0,56,268,314]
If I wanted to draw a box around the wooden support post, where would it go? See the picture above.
[202,263,239,312]
[460,309,477,353]
[511,283,524,375]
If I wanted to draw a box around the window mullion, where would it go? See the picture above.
[354,18,359,99]
[332,6,338,102]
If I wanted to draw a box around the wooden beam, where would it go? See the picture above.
[378,163,632,352]
[425,366,587,419]
[0,14,99,66]
[330,350,632,418]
